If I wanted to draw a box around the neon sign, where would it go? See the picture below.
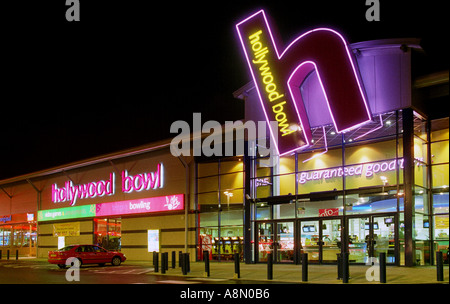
[298,159,404,184]
[52,173,115,206]
[51,163,165,205]
[236,10,371,156]
[122,163,164,193]
[95,194,184,217]
[38,205,96,222]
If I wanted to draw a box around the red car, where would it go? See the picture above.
[48,244,126,268]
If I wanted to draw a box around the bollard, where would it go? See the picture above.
[161,252,166,274]
[0,250,2,260]
[165,252,169,271]
[186,253,190,273]
[16,250,19,260]
[267,253,273,280]
[181,253,189,275]
[234,253,240,279]
[172,251,176,269]
[203,250,210,277]
[301,253,308,282]
[436,251,444,282]
[181,253,186,275]
[379,252,386,283]
[179,251,182,267]
[336,253,342,280]
[342,252,349,283]
[154,251,159,272]
[7,250,10,260]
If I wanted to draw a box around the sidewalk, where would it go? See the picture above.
[148,261,449,284]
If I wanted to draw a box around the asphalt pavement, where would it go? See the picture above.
[0,257,448,284]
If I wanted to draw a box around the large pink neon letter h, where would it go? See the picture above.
[236,10,371,156]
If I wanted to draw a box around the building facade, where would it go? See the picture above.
[0,39,448,267]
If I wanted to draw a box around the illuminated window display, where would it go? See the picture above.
[197,157,244,261]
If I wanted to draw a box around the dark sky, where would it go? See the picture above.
[1,0,448,179]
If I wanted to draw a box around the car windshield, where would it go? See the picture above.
[58,246,77,251]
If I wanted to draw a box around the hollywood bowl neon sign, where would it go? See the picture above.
[52,163,164,206]
[236,10,371,156]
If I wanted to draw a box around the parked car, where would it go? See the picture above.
[48,244,126,268]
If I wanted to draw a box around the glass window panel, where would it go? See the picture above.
[200,212,218,227]
[345,140,397,165]
[220,160,243,174]
[432,164,449,189]
[220,172,243,190]
[414,163,427,188]
[345,193,398,215]
[198,176,219,193]
[198,192,218,206]
[431,141,449,164]
[279,155,295,174]
[414,187,429,214]
[221,209,243,226]
[433,214,449,264]
[298,148,342,171]
[198,162,218,178]
[431,125,449,141]
[414,136,428,163]
[221,189,243,206]
[273,203,295,219]
[433,192,449,214]
[296,197,343,218]
[256,203,271,220]
[275,173,295,196]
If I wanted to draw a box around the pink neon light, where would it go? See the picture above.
[122,163,164,193]
[52,173,115,206]
[95,194,184,217]
[298,158,404,184]
[236,10,372,155]
[354,114,383,140]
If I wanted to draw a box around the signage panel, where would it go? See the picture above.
[95,194,184,217]
[236,10,371,155]
[38,205,96,222]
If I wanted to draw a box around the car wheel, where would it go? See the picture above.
[57,264,66,269]
[111,256,122,266]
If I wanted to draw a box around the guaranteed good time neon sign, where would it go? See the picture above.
[52,163,164,206]
[297,159,404,184]
[236,10,371,156]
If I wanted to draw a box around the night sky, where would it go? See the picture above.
[1,0,447,179]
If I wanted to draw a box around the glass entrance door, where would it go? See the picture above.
[275,222,295,263]
[299,218,342,264]
[348,214,396,264]
[257,221,295,263]
[257,222,273,262]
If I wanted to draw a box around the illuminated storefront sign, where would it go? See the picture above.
[298,159,404,184]
[95,194,184,217]
[39,194,184,221]
[52,173,115,206]
[319,208,339,217]
[122,163,164,193]
[38,205,96,222]
[147,229,160,252]
[51,163,165,205]
[236,10,371,156]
